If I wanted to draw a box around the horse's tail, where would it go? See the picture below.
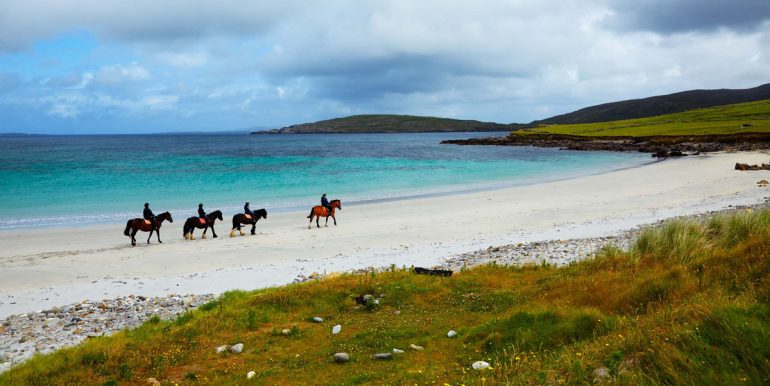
[307,207,315,219]
[123,220,132,236]
[182,222,188,237]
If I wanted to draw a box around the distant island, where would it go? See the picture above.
[252,114,520,134]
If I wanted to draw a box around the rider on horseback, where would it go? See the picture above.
[198,203,206,223]
[244,201,253,218]
[321,193,332,215]
[143,203,157,230]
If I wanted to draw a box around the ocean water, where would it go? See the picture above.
[0,132,650,228]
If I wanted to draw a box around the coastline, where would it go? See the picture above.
[2,150,770,372]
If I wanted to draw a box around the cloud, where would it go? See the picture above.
[605,0,770,34]
[155,52,208,68]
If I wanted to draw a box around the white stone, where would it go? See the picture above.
[312,316,323,323]
[409,344,424,351]
[392,348,404,354]
[230,343,244,354]
[334,352,350,363]
[472,361,490,370]
[247,371,256,379]
[332,324,341,334]
[281,329,291,335]
[447,330,458,338]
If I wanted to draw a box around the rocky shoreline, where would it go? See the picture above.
[442,132,770,157]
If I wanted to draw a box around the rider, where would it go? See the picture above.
[198,203,206,222]
[321,193,332,214]
[244,201,253,217]
[143,203,157,230]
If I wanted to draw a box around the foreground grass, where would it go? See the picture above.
[3,211,770,385]
[525,99,770,137]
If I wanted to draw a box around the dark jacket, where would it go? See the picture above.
[321,196,329,207]
[244,203,251,215]
[143,207,155,220]
[198,207,206,218]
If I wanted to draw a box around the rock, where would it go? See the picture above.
[281,328,291,335]
[472,361,490,370]
[373,353,393,360]
[146,378,161,386]
[215,344,229,353]
[334,352,350,363]
[392,348,404,354]
[593,366,611,383]
[758,180,769,187]
[230,343,244,354]
[312,316,324,323]
[447,330,458,338]
[409,344,424,351]
[247,371,256,379]
[332,324,341,335]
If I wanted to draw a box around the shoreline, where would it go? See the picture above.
[3,150,770,372]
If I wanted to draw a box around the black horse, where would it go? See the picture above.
[230,208,267,236]
[183,210,223,240]
[123,211,173,246]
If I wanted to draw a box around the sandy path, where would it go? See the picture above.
[1,151,768,318]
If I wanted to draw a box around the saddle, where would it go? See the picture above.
[244,214,252,220]
[143,219,152,225]
[198,218,207,225]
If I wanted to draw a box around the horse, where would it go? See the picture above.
[123,211,173,246]
[230,208,267,237]
[307,199,341,229]
[183,210,223,240]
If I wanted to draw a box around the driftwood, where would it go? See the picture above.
[413,267,453,277]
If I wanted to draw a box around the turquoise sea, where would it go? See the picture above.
[0,132,651,228]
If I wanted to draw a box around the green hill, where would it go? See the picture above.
[3,210,770,385]
[253,114,518,134]
[525,99,770,137]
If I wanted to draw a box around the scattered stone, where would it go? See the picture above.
[146,378,161,386]
[409,344,424,351]
[312,317,323,323]
[281,329,291,335]
[447,330,458,338]
[230,343,244,354]
[593,366,612,383]
[247,371,256,379]
[472,361,490,370]
[332,325,341,335]
[333,352,350,363]
[373,353,393,360]
[216,345,229,353]
[392,348,404,354]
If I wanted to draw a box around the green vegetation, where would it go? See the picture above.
[3,209,770,385]
[256,114,517,134]
[524,99,770,137]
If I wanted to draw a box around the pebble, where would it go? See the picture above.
[230,343,244,354]
[0,293,214,374]
[247,371,256,379]
[332,325,341,335]
[216,345,229,353]
[281,329,291,335]
[312,317,323,323]
[409,344,424,351]
[333,352,350,363]
[372,353,393,360]
[392,348,404,354]
[447,330,458,338]
[472,361,490,370]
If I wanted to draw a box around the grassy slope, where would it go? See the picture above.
[524,99,770,137]
[276,114,514,133]
[3,210,770,385]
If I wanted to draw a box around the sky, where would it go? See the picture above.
[0,0,768,134]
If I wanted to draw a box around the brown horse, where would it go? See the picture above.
[230,208,267,237]
[307,199,341,228]
[123,211,173,246]
[183,210,223,240]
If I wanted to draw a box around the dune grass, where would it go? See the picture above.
[524,99,770,137]
[3,209,770,385]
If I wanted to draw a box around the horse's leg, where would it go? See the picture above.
[325,215,329,227]
[147,229,153,244]
[239,223,245,236]
[316,216,320,228]
[211,224,217,238]
[157,228,162,243]
[131,227,137,246]
[333,214,337,226]
[251,221,256,235]
[308,215,313,229]
[202,225,207,239]
[190,227,196,240]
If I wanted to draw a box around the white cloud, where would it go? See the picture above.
[94,63,149,83]
[156,52,208,67]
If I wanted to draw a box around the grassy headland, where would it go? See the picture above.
[524,99,770,137]
[253,114,519,134]
[3,209,770,385]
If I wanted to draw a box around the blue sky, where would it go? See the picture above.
[0,0,768,134]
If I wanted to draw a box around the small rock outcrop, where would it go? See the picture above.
[334,352,350,363]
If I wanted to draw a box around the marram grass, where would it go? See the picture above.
[3,209,770,385]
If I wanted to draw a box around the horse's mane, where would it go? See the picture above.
[330,199,340,204]
[255,208,267,216]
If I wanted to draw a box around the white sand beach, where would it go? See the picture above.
[1,151,769,319]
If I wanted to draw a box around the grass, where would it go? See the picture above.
[3,210,770,385]
[523,99,770,137]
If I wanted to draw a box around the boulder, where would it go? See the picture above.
[230,343,244,354]
[372,353,393,360]
[472,361,490,370]
[332,325,341,335]
[334,352,350,363]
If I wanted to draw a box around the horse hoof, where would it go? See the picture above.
[229,231,235,237]
[202,234,207,239]
[184,233,189,240]
[190,236,195,240]
[240,231,245,236]
[213,235,217,238]
[308,225,311,229]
